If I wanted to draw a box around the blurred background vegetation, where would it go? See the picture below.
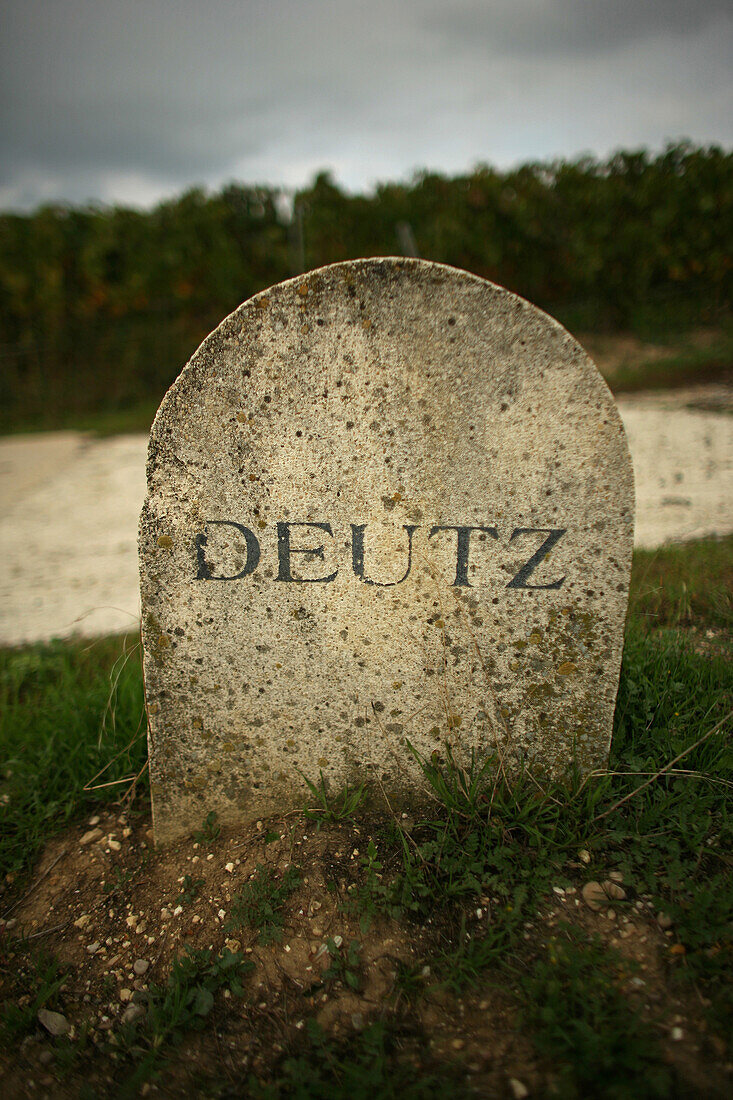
[1,141,731,434]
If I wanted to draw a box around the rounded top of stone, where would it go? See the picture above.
[149,257,621,450]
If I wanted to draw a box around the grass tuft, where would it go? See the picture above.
[0,634,147,882]
[226,864,302,944]
[117,946,253,1093]
[520,925,672,1098]
[0,941,68,1042]
[300,769,368,826]
[248,1018,470,1099]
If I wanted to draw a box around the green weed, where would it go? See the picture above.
[431,911,527,994]
[176,873,205,905]
[520,926,672,1098]
[117,946,253,1091]
[226,864,301,944]
[344,618,731,1037]
[321,938,362,992]
[344,839,401,930]
[103,855,148,899]
[0,634,147,881]
[300,769,367,826]
[347,749,559,932]
[193,810,221,844]
[0,942,68,1042]
[248,1018,469,1099]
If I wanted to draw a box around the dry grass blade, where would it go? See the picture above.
[593,708,732,822]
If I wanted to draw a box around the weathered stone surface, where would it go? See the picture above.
[140,258,634,843]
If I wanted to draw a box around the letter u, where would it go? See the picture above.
[351,524,418,586]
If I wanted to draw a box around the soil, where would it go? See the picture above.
[1,809,730,1098]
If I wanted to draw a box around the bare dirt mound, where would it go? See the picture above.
[1,809,728,1098]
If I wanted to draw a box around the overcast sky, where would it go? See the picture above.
[1,0,731,211]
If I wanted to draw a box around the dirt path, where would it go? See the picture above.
[1,388,731,647]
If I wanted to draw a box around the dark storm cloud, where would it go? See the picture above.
[1,1,731,209]
[426,0,733,57]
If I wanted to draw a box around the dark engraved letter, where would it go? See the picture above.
[506,528,567,590]
[195,521,261,580]
[276,522,338,583]
[428,525,499,586]
[351,524,418,586]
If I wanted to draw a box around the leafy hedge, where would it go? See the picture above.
[1,142,730,429]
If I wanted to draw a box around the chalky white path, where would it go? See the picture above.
[0,394,731,646]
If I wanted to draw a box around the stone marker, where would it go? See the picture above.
[140,258,634,843]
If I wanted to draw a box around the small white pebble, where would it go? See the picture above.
[173,905,183,917]
[225,862,235,873]
[207,854,214,862]
[671,1027,684,1042]
[218,908,226,920]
